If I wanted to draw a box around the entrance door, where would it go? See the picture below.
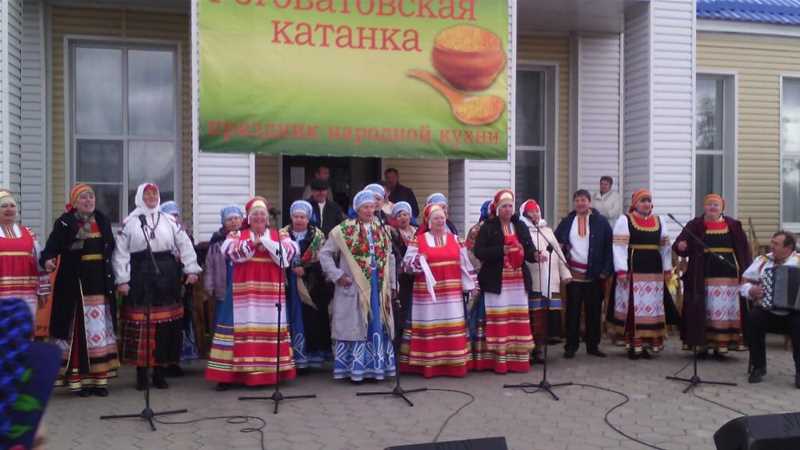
[282,156,381,226]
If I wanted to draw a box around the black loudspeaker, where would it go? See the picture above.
[386,437,508,450]
[714,412,800,450]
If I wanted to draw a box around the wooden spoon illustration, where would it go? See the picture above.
[408,69,505,127]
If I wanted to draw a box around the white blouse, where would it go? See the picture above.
[112,212,201,284]
[612,214,672,274]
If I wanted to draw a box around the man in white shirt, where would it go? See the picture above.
[740,230,800,387]
[592,176,621,226]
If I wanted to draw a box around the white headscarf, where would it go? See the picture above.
[124,182,161,224]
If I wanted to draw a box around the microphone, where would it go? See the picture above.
[138,214,147,228]
[666,212,738,271]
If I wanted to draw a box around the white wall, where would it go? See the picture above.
[623,2,652,206]
[575,33,622,192]
[651,0,695,229]
[20,0,46,236]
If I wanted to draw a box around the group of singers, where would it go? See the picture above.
[1,175,800,398]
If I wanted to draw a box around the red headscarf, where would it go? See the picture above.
[703,193,725,212]
[243,196,270,229]
[629,189,652,213]
[418,203,446,235]
[491,189,515,217]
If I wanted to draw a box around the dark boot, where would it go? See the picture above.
[627,349,640,360]
[152,367,169,389]
[136,367,148,391]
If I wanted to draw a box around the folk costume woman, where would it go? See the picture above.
[319,190,396,382]
[519,199,571,362]
[609,189,672,360]
[41,183,119,397]
[283,200,330,369]
[673,194,751,357]
[205,196,298,389]
[473,189,538,373]
[204,205,244,314]
[399,204,475,377]
[0,189,45,320]
[113,183,201,390]
[389,201,417,337]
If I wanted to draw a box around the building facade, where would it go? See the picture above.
[0,0,699,242]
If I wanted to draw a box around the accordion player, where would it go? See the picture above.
[739,231,800,388]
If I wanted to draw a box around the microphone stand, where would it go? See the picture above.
[664,213,737,392]
[504,223,573,400]
[356,212,427,407]
[101,214,188,431]
[239,232,316,414]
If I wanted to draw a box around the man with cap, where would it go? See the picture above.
[302,165,334,202]
[307,178,344,237]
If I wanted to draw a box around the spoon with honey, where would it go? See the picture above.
[408,69,505,126]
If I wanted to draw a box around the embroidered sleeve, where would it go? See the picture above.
[402,236,422,273]
[613,215,630,274]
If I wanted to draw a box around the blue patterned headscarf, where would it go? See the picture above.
[159,200,180,217]
[364,183,385,199]
[391,201,412,218]
[219,205,244,225]
[352,190,377,211]
[290,200,313,218]
[426,192,448,206]
[480,200,492,222]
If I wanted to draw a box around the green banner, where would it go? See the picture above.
[199,0,509,159]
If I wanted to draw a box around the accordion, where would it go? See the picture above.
[761,265,800,312]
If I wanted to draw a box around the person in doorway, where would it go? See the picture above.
[319,190,396,382]
[425,193,458,235]
[472,189,538,373]
[608,189,672,360]
[205,196,299,389]
[592,176,622,226]
[384,168,420,219]
[741,231,800,387]
[554,190,613,359]
[307,179,344,237]
[673,193,750,358]
[113,183,201,390]
[41,183,118,397]
[520,199,571,363]
[302,165,334,202]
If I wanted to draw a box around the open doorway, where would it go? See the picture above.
[281,156,381,226]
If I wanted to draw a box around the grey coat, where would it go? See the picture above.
[319,234,397,341]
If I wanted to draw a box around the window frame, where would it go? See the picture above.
[694,72,737,217]
[780,75,800,230]
[67,38,182,224]
[514,63,557,221]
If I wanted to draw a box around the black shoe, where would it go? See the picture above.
[748,367,766,384]
[215,383,231,392]
[641,349,653,360]
[587,349,607,358]
[152,368,169,389]
[627,349,640,360]
[795,374,800,389]
[531,351,545,364]
[93,387,109,397]
[564,350,576,359]
[76,388,92,398]
[712,351,728,361]
[136,367,148,391]
[165,364,184,377]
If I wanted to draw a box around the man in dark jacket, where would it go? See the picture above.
[307,179,344,236]
[554,189,614,359]
[384,168,419,219]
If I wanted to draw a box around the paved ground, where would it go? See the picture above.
[43,335,800,450]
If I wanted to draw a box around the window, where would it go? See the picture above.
[694,74,735,217]
[782,77,800,224]
[71,43,179,223]
[515,68,553,218]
